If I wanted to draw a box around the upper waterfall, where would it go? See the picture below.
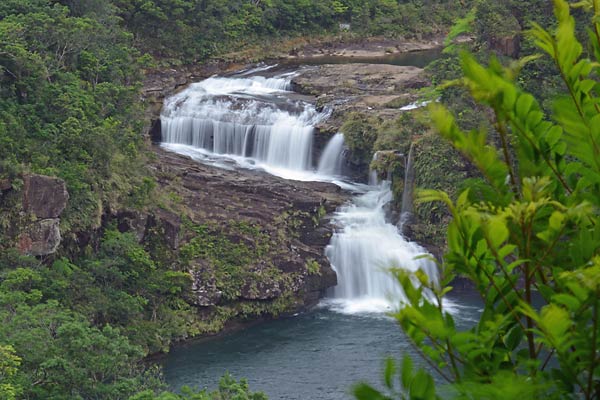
[161,73,327,172]
[317,133,345,176]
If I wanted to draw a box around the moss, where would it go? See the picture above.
[305,259,321,276]
[311,204,327,227]
[180,220,279,301]
[410,131,470,248]
[340,112,381,166]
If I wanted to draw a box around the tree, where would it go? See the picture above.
[0,345,22,400]
[356,0,600,398]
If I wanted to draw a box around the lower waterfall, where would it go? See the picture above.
[324,180,438,314]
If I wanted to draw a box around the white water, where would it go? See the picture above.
[160,69,440,316]
[161,74,327,172]
[324,181,438,314]
[317,133,345,176]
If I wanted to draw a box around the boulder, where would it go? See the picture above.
[18,218,61,256]
[22,174,69,219]
[190,267,223,307]
[490,35,520,58]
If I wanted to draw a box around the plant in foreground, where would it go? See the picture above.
[356,1,600,398]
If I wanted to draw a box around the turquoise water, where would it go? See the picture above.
[163,292,480,399]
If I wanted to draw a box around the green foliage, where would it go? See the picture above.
[180,220,277,301]
[341,113,382,166]
[411,132,469,248]
[354,356,438,400]
[359,1,600,398]
[103,0,474,63]
[129,373,267,400]
[0,299,161,399]
[0,345,22,400]
[0,0,151,233]
[305,259,321,276]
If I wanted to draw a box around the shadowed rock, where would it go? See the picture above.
[18,218,61,256]
[22,174,69,219]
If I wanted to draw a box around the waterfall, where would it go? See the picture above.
[160,74,326,172]
[317,133,345,176]
[161,68,440,315]
[400,143,416,229]
[324,180,438,314]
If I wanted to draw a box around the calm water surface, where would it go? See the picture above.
[163,291,480,399]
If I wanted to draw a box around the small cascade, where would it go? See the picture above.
[400,143,416,229]
[161,74,326,172]
[317,133,345,176]
[325,180,438,314]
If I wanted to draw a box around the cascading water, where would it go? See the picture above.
[161,73,326,172]
[324,179,438,314]
[160,68,439,315]
[317,133,345,176]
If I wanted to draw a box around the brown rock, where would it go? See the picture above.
[151,147,349,309]
[153,208,181,250]
[490,35,520,58]
[18,219,61,256]
[22,174,69,219]
[0,179,11,191]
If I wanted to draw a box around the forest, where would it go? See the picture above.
[1,0,599,399]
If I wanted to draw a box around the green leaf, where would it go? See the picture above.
[401,355,414,389]
[384,358,395,389]
[353,383,388,400]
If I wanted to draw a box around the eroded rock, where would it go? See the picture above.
[18,218,61,256]
[152,147,349,311]
[22,174,69,219]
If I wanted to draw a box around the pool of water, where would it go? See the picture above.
[163,290,480,399]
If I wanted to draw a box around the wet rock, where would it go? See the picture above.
[152,208,181,250]
[149,119,162,144]
[18,218,61,256]
[22,174,69,219]
[190,266,223,307]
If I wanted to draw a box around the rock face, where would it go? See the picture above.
[18,218,62,256]
[292,63,429,139]
[292,63,429,179]
[22,174,69,219]
[151,147,349,311]
[490,35,520,58]
[292,64,425,97]
[0,174,70,256]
